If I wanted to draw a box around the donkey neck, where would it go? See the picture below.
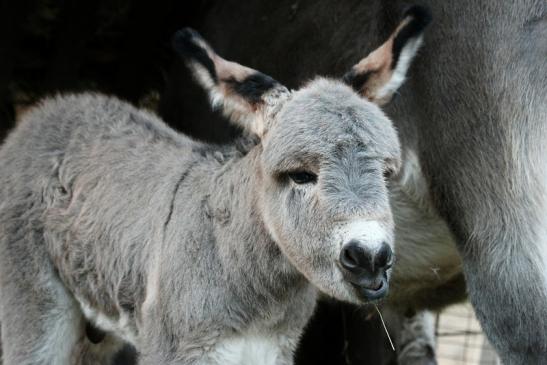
[204,144,304,292]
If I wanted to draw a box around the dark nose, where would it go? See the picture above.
[340,241,392,273]
[339,241,393,300]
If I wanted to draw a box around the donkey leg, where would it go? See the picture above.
[433,162,547,363]
[0,227,86,365]
[382,308,437,365]
[0,250,124,365]
[0,271,85,365]
[462,225,547,364]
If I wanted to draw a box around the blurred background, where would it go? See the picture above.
[435,304,500,365]
[0,0,238,142]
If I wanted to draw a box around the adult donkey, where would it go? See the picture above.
[172,1,547,364]
[0,14,426,365]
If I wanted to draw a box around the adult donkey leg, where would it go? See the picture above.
[455,201,547,365]
[394,2,547,362]
[461,213,547,364]
[415,7,547,364]
[418,62,547,365]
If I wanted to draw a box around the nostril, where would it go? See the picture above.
[341,246,359,268]
[340,240,369,271]
[375,243,393,269]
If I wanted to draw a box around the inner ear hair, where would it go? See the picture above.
[172,27,290,136]
[391,6,432,71]
[172,27,284,107]
[342,5,432,105]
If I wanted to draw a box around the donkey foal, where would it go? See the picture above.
[0,12,426,364]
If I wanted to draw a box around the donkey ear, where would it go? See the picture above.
[343,6,432,106]
[172,28,290,137]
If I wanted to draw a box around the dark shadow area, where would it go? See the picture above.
[0,0,230,142]
[295,299,391,365]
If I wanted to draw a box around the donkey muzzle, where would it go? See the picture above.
[339,241,393,300]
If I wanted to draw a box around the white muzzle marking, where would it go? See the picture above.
[335,219,391,254]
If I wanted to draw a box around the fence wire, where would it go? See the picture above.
[435,304,500,365]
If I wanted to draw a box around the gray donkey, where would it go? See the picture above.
[0,11,427,364]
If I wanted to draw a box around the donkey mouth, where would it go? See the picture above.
[350,276,389,301]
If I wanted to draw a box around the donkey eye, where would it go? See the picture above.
[287,171,317,184]
[383,167,395,179]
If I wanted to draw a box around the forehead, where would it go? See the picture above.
[263,78,400,169]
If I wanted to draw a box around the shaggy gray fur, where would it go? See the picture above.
[0,52,412,364]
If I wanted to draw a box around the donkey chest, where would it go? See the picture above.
[208,332,293,365]
[206,288,313,365]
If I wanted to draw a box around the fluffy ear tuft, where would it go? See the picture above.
[343,5,432,105]
[172,28,290,136]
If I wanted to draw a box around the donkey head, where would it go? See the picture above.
[173,6,430,303]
